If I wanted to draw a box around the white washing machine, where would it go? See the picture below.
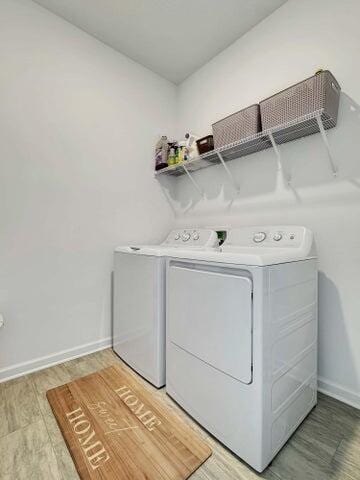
[166,226,317,472]
[113,228,218,387]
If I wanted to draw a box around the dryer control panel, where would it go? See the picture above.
[224,226,311,249]
[163,229,219,249]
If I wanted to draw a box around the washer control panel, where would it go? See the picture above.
[226,226,307,248]
[164,229,219,248]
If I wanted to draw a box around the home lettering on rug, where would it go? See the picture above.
[66,407,110,470]
[88,401,139,435]
[114,385,162,431]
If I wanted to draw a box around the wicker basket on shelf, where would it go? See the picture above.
[212,104,261,150]
[259,70,341,143]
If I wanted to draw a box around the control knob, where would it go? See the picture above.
[182,232,191,242]
[253,232,266,243]
[273,233,283,242]
[192,232,200,241]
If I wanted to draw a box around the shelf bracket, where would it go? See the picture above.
[268,131,291,185]
[217,152,240,192]
[182,164,203,196]
[315,113,338,177]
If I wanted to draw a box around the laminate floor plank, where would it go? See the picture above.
[0,375,41,438]
[314,392,360,438]
[63,355,105,380]
[31,363,72,395]
[53,440,81,480]
[331,432,360,480]
[0,418,58,479]
[36,387,65,446]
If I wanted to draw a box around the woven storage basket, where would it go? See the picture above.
[212,104,261,150]
[259,70,340,143]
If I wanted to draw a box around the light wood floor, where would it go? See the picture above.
[0,349,359,480]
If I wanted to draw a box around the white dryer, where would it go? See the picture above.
[166,226,317,472]
[113,228,218,387]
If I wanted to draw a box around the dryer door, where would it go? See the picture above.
[168,261,253,384]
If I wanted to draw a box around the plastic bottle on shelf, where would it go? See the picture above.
[184,133,199,159]
[177,142,186,163]
[155,136,169,171]
[167,145,176,166]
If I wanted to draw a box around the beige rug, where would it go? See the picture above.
[47,364,211,479]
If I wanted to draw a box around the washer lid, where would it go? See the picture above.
[114,245,169,256]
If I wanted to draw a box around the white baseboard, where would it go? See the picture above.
[318,376,360,410]
[0,337,112,383]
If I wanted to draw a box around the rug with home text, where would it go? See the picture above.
[47,364,211,479]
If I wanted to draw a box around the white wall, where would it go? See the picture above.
[0,0,176,379]
[171,0,360,407]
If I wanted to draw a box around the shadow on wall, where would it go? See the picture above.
[110,270,114,345]
[317,271,360,480]
[158,144,279,214]
[318,271,359,397]
[158,92,360,216]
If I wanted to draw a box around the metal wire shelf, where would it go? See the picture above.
[155,109,337,193]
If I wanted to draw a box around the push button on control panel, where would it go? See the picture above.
[253,232,266,243]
